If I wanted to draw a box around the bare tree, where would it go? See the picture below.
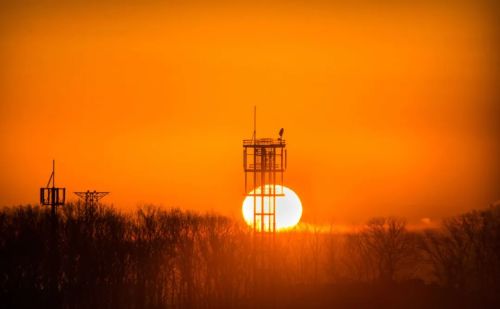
[355,217,416,283]
[420,205,500,299]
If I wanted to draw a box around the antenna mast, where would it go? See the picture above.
[253,105,257,141]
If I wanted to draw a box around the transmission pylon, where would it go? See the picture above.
[74,190,109,207]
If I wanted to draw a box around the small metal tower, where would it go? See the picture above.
[74,190,109,208]
[243,107,287,308]
[40,160,66,216]
[243,108,287,233]
[40,160,65,306]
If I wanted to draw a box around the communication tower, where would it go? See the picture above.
[243,107,287,308]
[40,160,66,216]
[40,160,65,306]
[243,107,287,233]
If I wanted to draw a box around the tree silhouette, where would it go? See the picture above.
[1,203,499,308]
[420,205,500,305]
[345,217,417,283]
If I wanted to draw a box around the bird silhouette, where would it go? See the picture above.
[279,128,284,140]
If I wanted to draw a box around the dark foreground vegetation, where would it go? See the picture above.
[1,202,499,308]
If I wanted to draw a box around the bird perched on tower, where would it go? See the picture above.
[279,128,284,141]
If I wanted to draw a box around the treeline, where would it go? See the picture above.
[0,202,499,308]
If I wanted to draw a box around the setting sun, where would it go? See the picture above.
[242,185,302,230]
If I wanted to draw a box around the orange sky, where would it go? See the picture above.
[1,1,499,225]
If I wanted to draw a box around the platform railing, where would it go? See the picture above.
[243,138,285,146]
